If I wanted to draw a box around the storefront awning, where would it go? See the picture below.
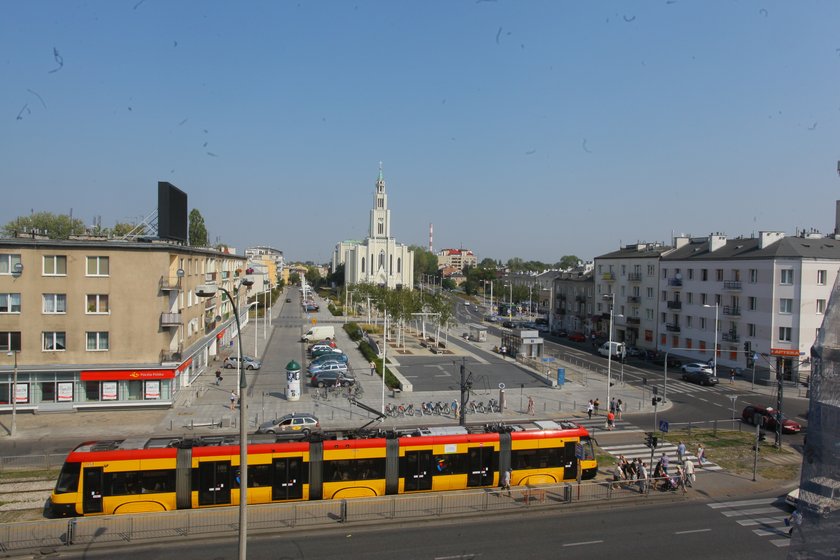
[80,369,176,381]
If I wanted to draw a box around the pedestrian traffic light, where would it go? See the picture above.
[645,432,653,448]
[651,436,658,449]
[743,341,751,353]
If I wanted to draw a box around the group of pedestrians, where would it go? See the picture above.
[586,397,623,430]
[612,455,649,494]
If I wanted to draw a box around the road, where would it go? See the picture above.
[54,499,789,560]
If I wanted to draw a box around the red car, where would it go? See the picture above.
[568,332,586,342]
[742,405,802,434]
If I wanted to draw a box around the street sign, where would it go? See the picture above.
[770,348,801,357]
[659,420,669,433]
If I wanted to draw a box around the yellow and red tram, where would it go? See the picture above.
[50,420,596,517]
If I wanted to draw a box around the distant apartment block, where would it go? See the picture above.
[437,248,477,271]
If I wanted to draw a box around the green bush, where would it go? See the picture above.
[328,303,343,316]
[344,322,364,341]
[357,339,398,389]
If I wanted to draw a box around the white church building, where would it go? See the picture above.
[332,166,415,290]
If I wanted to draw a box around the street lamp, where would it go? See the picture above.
[196,278,253,560]
[604,293,615,413]
[6,350,18,438]
[704,303,719,378]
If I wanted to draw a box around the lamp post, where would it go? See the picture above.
[6,350,18,438]
[604,293,615,413]
[704,303,719,378]
[245,301,259,362]
[196,278,253,560]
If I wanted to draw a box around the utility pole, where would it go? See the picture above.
[459,357,469,427]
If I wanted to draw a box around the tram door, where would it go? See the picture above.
[82,467,104,514]
[198,461,232,506]
[403,450,433,491]
[467,446,493,487]
[272,457,304,500]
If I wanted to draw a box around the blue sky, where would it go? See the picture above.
[2,1,839,265]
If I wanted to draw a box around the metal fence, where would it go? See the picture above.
[0,453,66,471]
[0,479,683,554]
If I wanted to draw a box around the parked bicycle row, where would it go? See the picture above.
[382,398,503,418]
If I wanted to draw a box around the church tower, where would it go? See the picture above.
[369,163,390,240]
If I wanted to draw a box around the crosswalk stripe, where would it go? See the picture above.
[708,497,783,509]
[599,444,722,471]
[707,497,793,548]
[737,516,787,526]
[721,507,784,517]
[769,538,790,547]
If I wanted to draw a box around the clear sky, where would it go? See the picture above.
[2,1,839,265]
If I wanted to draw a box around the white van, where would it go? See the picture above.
[598,341,626,360]
[301,325,335,342]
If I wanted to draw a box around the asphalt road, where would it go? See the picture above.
[54,499,788,560]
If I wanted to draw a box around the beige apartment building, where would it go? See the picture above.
[0,235,247,412]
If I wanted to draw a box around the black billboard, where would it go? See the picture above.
[157,181,188,243]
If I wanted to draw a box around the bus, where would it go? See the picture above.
[50,420,596,517]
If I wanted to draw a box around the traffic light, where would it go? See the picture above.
[645,432,658,449]
[651,435,658,449]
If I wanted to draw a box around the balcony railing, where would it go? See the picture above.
[667,300,682,310]
[159,275,181,291]
[723,281,742,290]
[666,323,681,332]
[668,278,683,287]
[626,316,641,325]
[160,347,183,363]
[602,272,615,281]
[722,306,741,316]
[160,312,182,327]
[627,296,641,304]
[722,331,740,342]
[628,273,642,282]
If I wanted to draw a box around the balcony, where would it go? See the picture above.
[722,306,741,316]
[204,272,217,282]
[575,295,587,303]
[723,281,742,290]
[667,300,682,310]
[204,299,217,312]
[722,331,740,342]
[666,323,681,333]
[159,275,181,291]
[602,272,615,281]
[668,278,683,287]
[160,347,183,363]
[160,312,182,327]
[627,295,641,304]
[628,273,642,282]
[626,316,641,325]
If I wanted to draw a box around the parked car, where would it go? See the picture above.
[681,370,719,386]
[223,355,261,370]
[789,477,840,517]
[285,297,292,303]
[681,362,714,375]
[552,329,568,338]
[741,404,802,434]
[307,360,349,376]
[310,370,356,388]
[568,331,586,342]
[649,354,682,368]
[310,352,349,367]
[310,346,344,359]
[626,346,645,358]
[256,413,320,436]
[502,320,516,329]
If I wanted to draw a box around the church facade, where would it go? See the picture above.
[332,167,415,290]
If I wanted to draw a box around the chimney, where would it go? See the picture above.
[835,201,840,237]
[709,233,727,252]
[759,231,785,249]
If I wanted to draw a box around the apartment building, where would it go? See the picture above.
[550,268,595,335]
[0,235,247,412]
[436,248,477,271]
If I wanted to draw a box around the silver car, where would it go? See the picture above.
[256,413,320,435]
[223,355,262,370]
[308,360,349,376]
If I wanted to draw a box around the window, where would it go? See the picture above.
[700,293,708,305]
[817,299,827,314]
[749,296,757,311]
[748,323,756,337]
[646,287,654,298]
[43,293,67,313]
[716,269,724,281]
[0,331,21,352]
[43,255,67,276]
[0,293,21,313]
[86,256,110,276]
[701,269,708,281]
[780,269,794,285]
[647,264,655,276]
[778,326,792,342]
[0,254,22,274]
[86,331,109,351]
[686,316,693,328]
[43,331,66,351]
[749,269,758,283]
[687,293,693,304]
[817,270,827,285]
[86,294,109,314]
[700,317,707,330]
[779,298,793,314]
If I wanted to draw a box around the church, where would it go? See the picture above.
[332,166,415,290]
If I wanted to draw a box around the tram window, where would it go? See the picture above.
[580,437,595,460]
[326,458,386,481]
[249,464,271,487]
[106,470,175,495]
[432,454,465,475]
[55,462,81,494]
[512,448,564,470]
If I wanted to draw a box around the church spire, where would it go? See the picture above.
[378,161,384,182]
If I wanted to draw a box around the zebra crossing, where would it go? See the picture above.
[572,416,639,433]
[707,497,793,548]
[597,440,723,472]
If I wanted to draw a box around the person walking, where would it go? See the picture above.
[729,368,736,384]
[593,398,600,416]
[616,399,623,420]
[683,458,695,487]
[527,396,535,415]
[609,397,616,415]
[677,441,686,464]
[787,508,803,538]
[229,391,237,411]
[607,410,615,430]
[697,444,706,467]
[586,400,594,419]
[215,369,222,386]
[369,361,377,376]
[676,465,687,493]
[501,468,512,496]
[637,461,648,494]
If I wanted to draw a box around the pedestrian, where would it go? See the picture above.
[609,397,616,415]
[527,395,535,415]
[500,345,506,359]
[683,458,695,487]
[697,444,706,467]
[677,441,686,464]
[637,461,648,494]
[607,410,615,430]
[501,468,512,496]
[215,369,222,386]
[676,465,687,493]
[612,462,625,489]
[787,508,803,537]
[593,398,600,415]
[586,399,594,419]
[616,399,623,420]
[730,368,735,384]
[659,453,669,475]
[369,361,377,376]
[229,391,237,411]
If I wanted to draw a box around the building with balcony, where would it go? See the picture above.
[436,248,477,272]
[0,236,247,411]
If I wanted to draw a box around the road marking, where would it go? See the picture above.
[674,528,711,535]
[562,540,604,547]
[721,507,782,517]
[708,498,783,508]
[435,555,481,560]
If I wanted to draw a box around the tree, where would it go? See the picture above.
[289,272,300,285]
[305,266,322,287]
[411,245,438,282]
[1,212,86,239]
[189,209,208,247]
[557,255,581,270]
[328,263,345,287]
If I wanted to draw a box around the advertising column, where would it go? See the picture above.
[285,360,301,401]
